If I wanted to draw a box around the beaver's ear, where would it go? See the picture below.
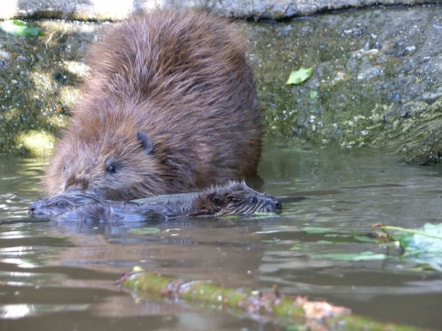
[137,132,153,154]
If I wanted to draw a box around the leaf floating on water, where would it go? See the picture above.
[286,66,313,85]
[376,223,442,253]
[311,251,387,261]
[302,226,334,235]
[0,20,44,37]
[400,223,442,252]
[132,266,145,273]
[128,227,162,235]
[376,223,442,271]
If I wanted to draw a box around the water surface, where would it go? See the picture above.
[1,142,442,330]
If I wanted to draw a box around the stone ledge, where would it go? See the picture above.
[0,0,437,20]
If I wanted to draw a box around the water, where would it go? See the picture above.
[1,142,442,330]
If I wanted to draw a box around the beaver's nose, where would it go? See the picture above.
[266,198,282,213]
[274,201,282,211]
[29,203,38,216]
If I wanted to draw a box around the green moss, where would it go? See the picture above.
[0,20,95,156]
[16,130,55,156]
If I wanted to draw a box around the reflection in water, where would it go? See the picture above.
[1,143,442,330]
[1,303,90,319]
[1,304,34,319]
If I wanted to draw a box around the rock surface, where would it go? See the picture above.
[248,4,442,164]
[0,0,438,20]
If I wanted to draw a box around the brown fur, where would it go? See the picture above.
[44,9,262,200]
[184,181,281,216]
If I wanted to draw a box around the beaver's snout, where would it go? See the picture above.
[265,197,282,213]
[28,201,40,216]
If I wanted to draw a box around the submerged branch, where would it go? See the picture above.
[117,269,424,331]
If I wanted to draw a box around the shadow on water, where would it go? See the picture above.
[1,141,442,330]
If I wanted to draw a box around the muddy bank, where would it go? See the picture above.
[0,4,441,164]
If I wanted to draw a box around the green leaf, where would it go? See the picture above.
[286,66,313,85]
[379,223,442,253]
[128,227,161,235]
[132,266,145,272]
[401,223,442,252]
[311,251,387,261]
[353,234,378,243]
[0,20,44,37]
[378,223,442,271]
[302,226,334,234]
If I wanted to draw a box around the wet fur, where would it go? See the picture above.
[185,181,281,216]
[44,9,262,200]
[30,181,281,221]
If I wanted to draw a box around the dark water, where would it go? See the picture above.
[1,142,442,330]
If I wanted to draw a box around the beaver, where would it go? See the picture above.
[29,181,281,222]
[164,180,281,217]
[44,9,262,200]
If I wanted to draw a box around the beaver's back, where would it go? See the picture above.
[45,9,262,200]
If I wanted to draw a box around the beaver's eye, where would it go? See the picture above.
[55,201,69,209]
[106,162,117,174]
[249,197,257,204]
